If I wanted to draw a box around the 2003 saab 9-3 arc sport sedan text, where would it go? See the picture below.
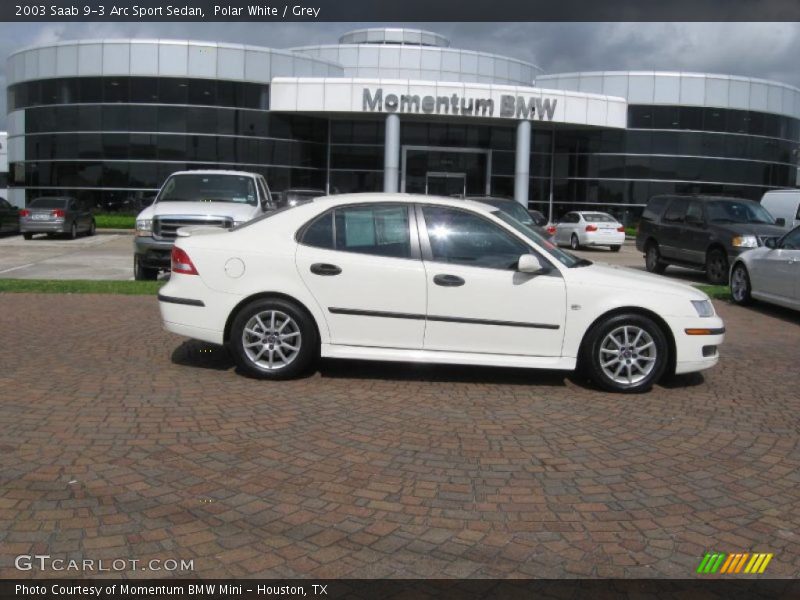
[158,194,725,393]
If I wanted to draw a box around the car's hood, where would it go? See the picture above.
[567,263,707,300]
[714,223,786,237]
[137,201,258,221]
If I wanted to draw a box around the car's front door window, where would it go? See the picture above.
[781,228,800,250]
[421,205,529,270]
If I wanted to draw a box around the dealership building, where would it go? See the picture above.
[5,27,800,222]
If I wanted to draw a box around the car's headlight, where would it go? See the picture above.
[135,219,152,236]
[691,299,715,318]
[731,235,758,248]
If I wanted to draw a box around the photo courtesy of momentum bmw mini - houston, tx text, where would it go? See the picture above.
[0,1,799,598]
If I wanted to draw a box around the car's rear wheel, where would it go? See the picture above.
[583,313,669,393]
[610,245,621,252]
[570,233,580,250]
[644,242,666,274]
[68,222,77,240]
[730,262,752,305]
[87,220,96,236]
[705,248,729,285]
[23,233,33,240]
[133,256,158,281]
[230,298,318,380]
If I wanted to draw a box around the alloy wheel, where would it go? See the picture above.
[598,325,657,387]
[731,264,750,303]
[242,310,302,370]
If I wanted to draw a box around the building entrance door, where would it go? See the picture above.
[402,146,490,197]
[425,172,466,197]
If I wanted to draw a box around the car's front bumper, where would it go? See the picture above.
[669,315,725,375]
[134,236,174,269]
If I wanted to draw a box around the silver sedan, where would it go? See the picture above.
[730,226,800,311]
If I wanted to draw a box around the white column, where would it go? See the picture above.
[514,120,531,206]
[384,114,400,193]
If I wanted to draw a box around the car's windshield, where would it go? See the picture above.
[583,213,617,223]
[158,174,258,206]
[481,200,534,225]
[29,197,68,209]
[492,210,584,268]
[706,200,775,224]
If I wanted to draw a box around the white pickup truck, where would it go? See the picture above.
[134,170,276,280]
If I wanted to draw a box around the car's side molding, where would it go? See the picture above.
[157,293,205,307]
[328,307,560,330]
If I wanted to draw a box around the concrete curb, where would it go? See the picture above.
[98,229,134,235]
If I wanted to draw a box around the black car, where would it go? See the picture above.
[0,197,20,234]
[636,195,786,284]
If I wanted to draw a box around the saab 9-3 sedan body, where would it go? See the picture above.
[158,194,724,393]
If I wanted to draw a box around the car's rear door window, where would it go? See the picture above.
[334,205,411,258]
[662,198,689,223]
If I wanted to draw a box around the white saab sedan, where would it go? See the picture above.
[158,194,724,393]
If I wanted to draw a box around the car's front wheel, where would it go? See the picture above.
[230,298,319,380]
[706,248,729,285]
[583,313,669,393]
[133,256,158,281]
[730,262,752,305]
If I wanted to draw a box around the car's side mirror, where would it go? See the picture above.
[518,254,548,274]
[765,237,778,249]
[775,217,786,227]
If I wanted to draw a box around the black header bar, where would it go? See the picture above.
[4,0,800,22]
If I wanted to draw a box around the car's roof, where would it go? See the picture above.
[307,193,498,214]
[169,169,261,177]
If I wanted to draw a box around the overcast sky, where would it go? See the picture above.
[2,21,800,129]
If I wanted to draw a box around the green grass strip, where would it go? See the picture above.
[695,284,731,300]
[0,279,163,295]
[94,214,136,229]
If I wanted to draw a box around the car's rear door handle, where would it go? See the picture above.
[310,263,342,276]
[433,274,465,287]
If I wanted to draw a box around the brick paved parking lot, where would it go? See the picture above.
[0,294,798,579]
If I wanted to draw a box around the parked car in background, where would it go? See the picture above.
[134,170,276,280]
[279,188,327,208]
[554,211,625,251]
[730,225,800,311]
[636,195,786,284]
[158,193,724,393]
[20,196,95,240]
[0,197,20,234]
[760,189,800,231]
[465,196,554,241]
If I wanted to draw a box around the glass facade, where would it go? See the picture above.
[9,76,328,209]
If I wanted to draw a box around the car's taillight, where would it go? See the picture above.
[20,209,30,217]
[546,225,556,234]
[617,226,625,232]
[585,224,598,232]
[171,246,198,275]
[52,209,65,217]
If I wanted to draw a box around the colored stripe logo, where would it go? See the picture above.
[696,552,773,574]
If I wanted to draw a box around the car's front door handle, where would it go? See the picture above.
[310,263,342,276]
[433,274,465,287]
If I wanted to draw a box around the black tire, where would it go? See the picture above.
[730,262,752,306]
[133,256,158,281]
[229,298,319,380]
[87,220,96,236]
[582,312,670,393]
[570,234,580,250]
[644,242,667,274]
[705,248,729,285]
[610,245,621,252]
[68,222,77,240]
[23,233,33,240]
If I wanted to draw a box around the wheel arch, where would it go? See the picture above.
[223,291,323,346]
[705,242,728,259]
[578,306,677,377]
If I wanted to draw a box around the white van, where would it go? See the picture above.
[760,189,800,230]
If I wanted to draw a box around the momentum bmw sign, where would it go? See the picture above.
[362,87,558,120]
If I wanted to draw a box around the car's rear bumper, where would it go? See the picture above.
[20,220,69,233]
[582,231,626,246]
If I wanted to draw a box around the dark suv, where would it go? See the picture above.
[636,195,785,284]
